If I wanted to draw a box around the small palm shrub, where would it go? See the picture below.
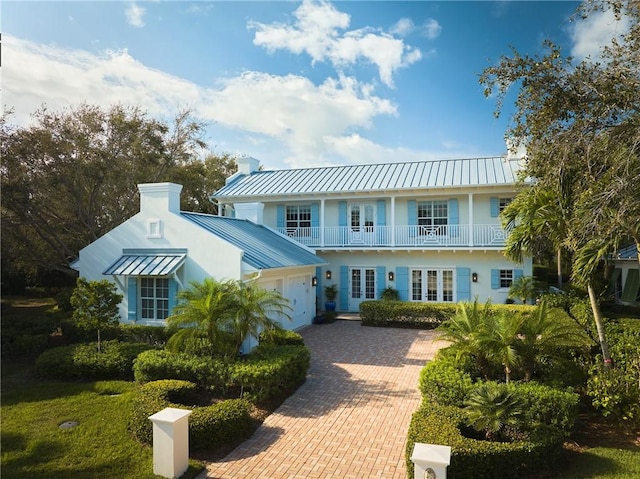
[463,382,523,441]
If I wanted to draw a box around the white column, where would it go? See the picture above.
[320,198,325,247]
[411,443,451,479]
[468,193,474,247]
[149,407,192,479]
[390,196,396,247]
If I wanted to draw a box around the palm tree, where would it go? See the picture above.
[480,312,523,384]
[508,276,538,304]
[227,280,292,354]
[464,382,523,441]
[166,278,238,358]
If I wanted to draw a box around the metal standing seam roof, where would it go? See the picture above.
[617,244,638,260]
[180,212,325,270]
[213,157,524,199]
[104,251,187,276]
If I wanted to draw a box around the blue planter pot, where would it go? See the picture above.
[325,301,336,312]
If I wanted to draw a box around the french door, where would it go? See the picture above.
[349,267,376,311]
[349,203,376,244]
[411,269,454,302]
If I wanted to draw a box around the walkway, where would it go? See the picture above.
[199,320,446,479]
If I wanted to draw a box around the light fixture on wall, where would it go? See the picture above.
[388,271,395,281]
[472,272,478,283]
[312,276,318,287]
[325,270,332,280]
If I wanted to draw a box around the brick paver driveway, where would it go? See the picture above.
[200,320,446,479]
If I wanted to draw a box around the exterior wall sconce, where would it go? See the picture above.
[472,272,478,283]
[312,276,318,287]
[388,271,395,281]
[326,270,332,280]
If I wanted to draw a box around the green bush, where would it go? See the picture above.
[129,379,253,451]
[119,324,174,346]
[587,321,640,425]
[133,349,229,391]
[259,328,305,346]
[360,301,456,328]
[34,340,151,380]
[230,344,310,402]
[418,359,473,407]
[1,312,58,358]
[406,401,565,479]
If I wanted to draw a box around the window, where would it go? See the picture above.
[500,269,514,288]
[499,198,512,213]
[140,278,169,321]
[417,200,448,234]
[286,205,311,235]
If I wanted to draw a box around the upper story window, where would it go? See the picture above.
[499,198,513,213]
[140,277,169,321]
[417,200,448,234]
[499,269,514,288]
[286,205,311,234]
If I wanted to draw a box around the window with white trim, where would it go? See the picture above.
[286,205,311,235]
[500,269,514,288]
[499,198,513,213]
[417,200,448,235]
[140,278,169,321]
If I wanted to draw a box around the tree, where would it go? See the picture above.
[508,276,538,305]
[1,104,234,282]
[70,278,123,352]
[479,0,640,367]
[480,313,523,384]
[464,382,523,441]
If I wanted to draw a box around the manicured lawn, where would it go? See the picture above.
[559,447,640,479]
[1,360,204,479]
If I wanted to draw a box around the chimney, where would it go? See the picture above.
[234,202,264,225]
[506,137,527,160]
[138,183,183,215]
[236,156,260,175]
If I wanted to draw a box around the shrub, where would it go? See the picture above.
[418,359,473,407]
[119,324,174,346]
[129,379,253,451]
[380,287,400,301]
[406,401,564,479]
[259,328,305,346]
[133,349,229,391]
[1,311,58,358]
[360,301,456,328]
[34,340,151,380]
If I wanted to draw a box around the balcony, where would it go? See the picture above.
[276,225,507,249]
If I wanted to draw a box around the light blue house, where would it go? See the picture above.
[213,151,533,311]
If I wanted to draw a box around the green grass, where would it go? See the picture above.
[1,361,204,479]
[557,447,640,479]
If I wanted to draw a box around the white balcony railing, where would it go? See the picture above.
[277,225,507,248]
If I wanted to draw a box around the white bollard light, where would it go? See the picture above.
[410,443,451,479]
[148,407,192,479]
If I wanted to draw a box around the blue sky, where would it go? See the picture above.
[3,1,629,170]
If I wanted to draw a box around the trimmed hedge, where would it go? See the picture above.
[259,328,305,346]
[119,324,174,347]
[129,379,254,451]
[406,401,565,479]
[34,340,152,380]
[418,360,473,407]
[133,344,310,402]
[1,312,58,358]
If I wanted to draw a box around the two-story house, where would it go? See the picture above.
[213,151,532,312]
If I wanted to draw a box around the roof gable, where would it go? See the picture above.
[180,213,325,270]
[213,157,524,199]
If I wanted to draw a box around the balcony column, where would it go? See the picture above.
[320,199,325,247]
[468,193,474,247]
[390,196,396,247]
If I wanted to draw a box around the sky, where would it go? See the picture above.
[2,1,631,170]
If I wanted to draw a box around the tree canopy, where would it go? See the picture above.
[0,104,236,282]
[480,0,640,364]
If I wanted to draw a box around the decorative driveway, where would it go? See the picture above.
[199,320,446,479]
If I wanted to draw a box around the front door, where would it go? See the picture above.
[349,203,376,244]
[411,269,454,302]
[349,267,376,311]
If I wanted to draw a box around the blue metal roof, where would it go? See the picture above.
[214,157,524,199]
[617,244,638,260]
[181,213,325,270]
[104,250,187,276]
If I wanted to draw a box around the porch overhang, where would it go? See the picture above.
[103,249,187,276]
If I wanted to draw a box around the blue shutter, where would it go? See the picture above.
[127,277,137,321]
[376,200,386,226]
[168,278,178,318]
[339,265,349,311]
[338,201,348,244]
[456,267,471,301]
[311,203,320,242]
[514,269,524,280]
[277,205,285,228]
[397,266,409,301]
[491,269,500,289]
[408,200,417,239]
[448,198,459,238]
[490,197,500,218]
[376,266,386,299]
[315,266,323,310]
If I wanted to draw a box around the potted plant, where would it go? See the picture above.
[324,284,338,312]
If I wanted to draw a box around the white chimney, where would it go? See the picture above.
[234,202,264,225]
[506,137,527,160]
[236,156,260,175]
[138,183,183,215]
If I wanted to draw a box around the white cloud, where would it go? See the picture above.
[570,7,630,61]
[390,18,414,37]
[422,19,442,40]
[125,2,146,28]
[3,35,398,169]
[250,0,422,87]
